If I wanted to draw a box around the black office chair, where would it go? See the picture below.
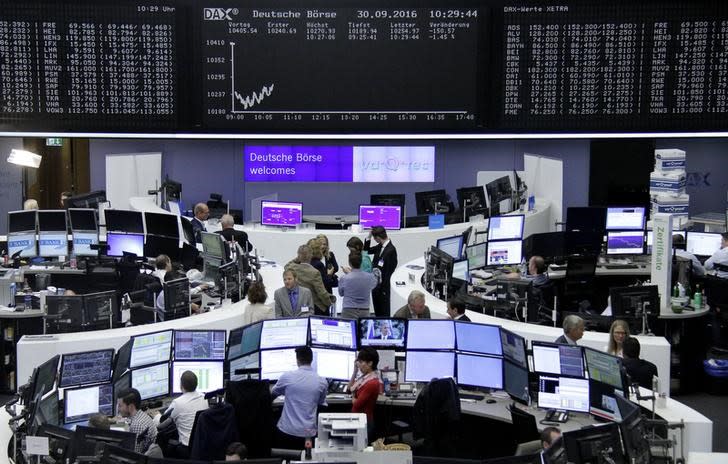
[704,275,728,348]
[509,405,539,452]
[412,377,461,457]
[561,255,598,310]
[225,379,273,458]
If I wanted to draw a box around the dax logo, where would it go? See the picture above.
[686,171,711,188]
[203,8,238,20]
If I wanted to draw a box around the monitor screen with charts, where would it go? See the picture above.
[59,349,114,388]
[309,317,357,349]
[174,330,226,360]
[451,259,469,282]
[605,207,646,231]
[229,353,259,381]
[201,232,225,259]
[436,235,464,260]
[486,240,522,266]
[129,330,173,369]
[358,205,401,230]
[260,348,299,381]
[260,319,309,350]
[261,201,303,227]
[171,361,224,394]
[456,354,503,389]
[405,351,455,383]
[488,215,525,241]
[106,233,144,257]
[312,348,356,380]
[532,342,585,378]
[500,328,527,369]
[407,320,455,350]
[686,232,723,256]
[455,321,502,356]
[584,348,624,390]
[606,231,645,255]
[131,362,170,400]
[358,318,406,348]
[64,383,114,425]
[228,322,263,360]
[537,375,590,413]
[466,243,487,270]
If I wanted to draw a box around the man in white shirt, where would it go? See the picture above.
[705,233,728,279]
[672,234,705,277]
[153,254,172,283]
[169,371,209,455]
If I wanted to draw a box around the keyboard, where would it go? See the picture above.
[602,264,640,270]
[459,392,485,401]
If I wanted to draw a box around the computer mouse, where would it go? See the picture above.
[486,399,496,404]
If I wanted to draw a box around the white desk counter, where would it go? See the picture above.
[689,452,728,464]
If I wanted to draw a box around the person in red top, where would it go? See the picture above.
[348,346,383,441]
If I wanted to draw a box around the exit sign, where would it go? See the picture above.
[45,138,63,147]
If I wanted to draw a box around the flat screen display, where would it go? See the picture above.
[504,360,530,403]
[229,353,259,381]
[584,348,624,390]
[261,201,302,227]
[605,207,646,231]
[456,354,503,389]
[309,317,357,350]
[173,330,226,360]
[72,231,99,256]
[37,210,67,232]
[8,233,37,258]
[537,375,590,413]
[260,348,298,381]
[64,383,114,424]
[104,209,144,234]
[59,349,114,388]
[452,259,469,281]
[312,348,356,380]
[144,212,179,238]
[129,330,173,369]
[405,351,455,383]
[171,361,224,394]
[8,211,36,233]
[69,209,97,231]
[500,328,527,368]
[358,205,401,230]
[486,240,522,266]
[407,320,455,350]
[466,243,487,270]
[38,233,68,257]
[131,362,170,400]
[455,322,502,355]
[488,215,525,241]
[201,232,225,259]
[228,322,263,360]
[686,232,723,256]
[359,318,406,348]
[106,233,144,257]
[436,235,464,260]
[532,342,585,378]
[606,231,645,255]
[260,318,309,350]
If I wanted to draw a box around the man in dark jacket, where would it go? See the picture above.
[622,337,658,390]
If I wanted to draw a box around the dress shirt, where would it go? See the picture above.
[169,391,209,446]
[152,269,167,283]
[338,269,378,309]
[288,287,299,312]
[675,249,705,277]
[272,366,328,437]
[126,410,157,454]
[705,247,728,278]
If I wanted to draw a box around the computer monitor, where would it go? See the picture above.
[113,340,132,382]
[504,360,530,404]
[129,329,173,368]
[485,176,513,206]
[566,207,606,233]
[83,290,116,330]
[228,322,263,360]
[436,235,464,260]
[415,189,450,215]
[589,380,623,421]
[522,232,566,262]
[201,231,226,259]
[70,425,137,462]
[616,395,651,464]
[312,348,356,380]
[45,295,84,334]
[455,321,502,356]
[38,232,68,258]
[451,259,469,282]
[106,233,144,257]
[163,277,190,319]
[69,209,97,231]
[36,424,74,464]
[537,375,590,413]
[144,212,179,238]
[531,342,585,378]
[229,352,260,381]
[456,354,503,390]
[104,210,144,234]
[358,318,406,348]
[646,230,686,254]
[64,383,114,424]
[144,235,180,261]
[59,349,114,388]
[72,231,99,257]
[565,231,604,257]
[606,231,645,255]
[32,355,60,401]
[358,205,402,230]
[34,390,60,429]
[260,318,309,350]
[260,348,298,381]
[114,372,131,400]
[562,423,625,464]
[174,330,226,360]
[171,360,224,394]
[130,362,170,400]
[605,206,646,231]
[261,201,303,227]
[456,186,488,219]
[487,240,522,266]
[370,194,406,208]
[500,328,527,369]
[466,242,487,270]
[488,215,525,241]
[405,350,455,382]
[8,210,36,233]
[309,317,357,349]
[609,285,659,319]
[37,210,67,231]
[101,444,148,464]
[407,320,455,350]
[8,232,37,258]
[64,190,107,209]
[686,231,723,256]
[584,347,625,390]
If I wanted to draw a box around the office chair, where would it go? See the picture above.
[225,379,273,458]
[705,275,728,348]
[188,403,239,460]
[412,377,461,457]
[509,405,539,452]
[514,440,542,456]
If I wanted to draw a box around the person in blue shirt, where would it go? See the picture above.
[339,252,378,319]
[271,346,328,450]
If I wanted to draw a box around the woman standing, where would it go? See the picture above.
[348,347,383,440]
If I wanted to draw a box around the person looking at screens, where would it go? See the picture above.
[168,371,209,454]
[153,254,172,283]
[541,426,562,450]
[116,388,157,454]
[393,290,431,319]
[705,232,728,279]
[271,346,328,450]
[606,319,630,357]
[274,269,314,318]
[672,234,705,277]
[555,314,584,345]
[218,214,253,253]
[348,347,383,441]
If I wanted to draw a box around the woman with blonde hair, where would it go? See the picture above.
[307,237,332,292]
[316,234,339,290]
[607,319,630,357]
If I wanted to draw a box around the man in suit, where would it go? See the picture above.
[393,290,431,319]
[190,203,209,243]
[217,214,253,252]
[555,314,584,345]
[364,226,398,317]
[285,245,335,315]
[274,269,314,318]
[622,337,658,390]
[446,297,470,322]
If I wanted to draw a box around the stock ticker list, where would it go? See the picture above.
[0,3,177,131]
[201,5,484,130]
[500,2,728,131]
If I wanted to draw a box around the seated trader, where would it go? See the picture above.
[243,281,274,324]
[622,337,658,390]
[393,290,431,319]
[271,346,328,449]
[217,214,253,253]
[705,232,728,279]
[116,388,157,454]
[88,413,111,430]
[274,269,314,318]
[673,234,705,277]
[191,203,209,243]
[153,254,172,283]
[541,426,562,450]
[507,256,549,287]
[168,371,209,456]
[156,271,207,314]
[446,297,470,322]
[285,245,335,315]
[348,347,383,440]
[555,314,584,345]
[338,252,378,319]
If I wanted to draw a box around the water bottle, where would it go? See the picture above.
[23,293,31,310]
[519,257,527,275]
[69,252,77,269]
[693,285,702,309]
[383,376,390,395]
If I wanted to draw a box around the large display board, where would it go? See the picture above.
[1,1,727,134]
